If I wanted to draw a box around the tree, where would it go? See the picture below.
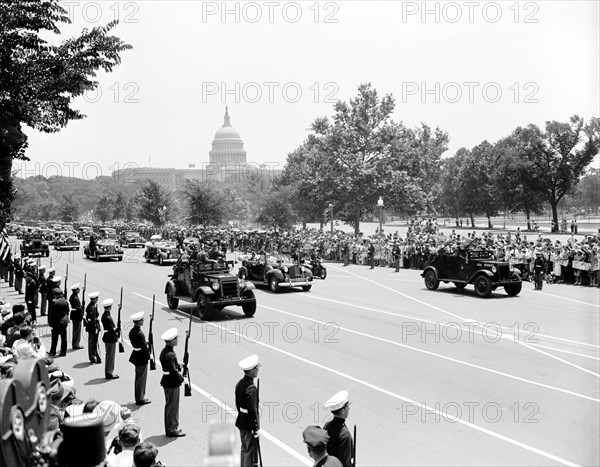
[0,0,131,228]
[95,194,113,223]
[575,168,600,210]
[255,188,298,231]
[57,194,79,222]
[183,181,223,228]
[137,180,172,226]
[113,192,127,221]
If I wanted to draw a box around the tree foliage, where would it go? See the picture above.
[137,180,172,226]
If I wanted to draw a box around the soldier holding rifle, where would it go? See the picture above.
[129,311,151,405]
[235,354,261,467]
[101,297,120,379]
[69,283,84,350]
[302,426,343,467]
[159,327,186,437]
[85,291,102,364]
[323,390,354,467]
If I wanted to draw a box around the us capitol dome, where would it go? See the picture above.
[208,106,247,168]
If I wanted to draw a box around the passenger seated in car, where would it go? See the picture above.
[208,242,224,261]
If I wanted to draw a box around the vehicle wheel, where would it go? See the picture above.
[269,276,280,293]
[95,252,101,262]
[320,268,327,280]
[117,256,123,262]
[424,270,439,290]
[504,282,522,296]
[197,293,212,320]
[158,256,163,266]
[166,287,179,310]
[302,285,312,292]
[144,252,150,263]
[454,282,467,289]
[242,290,256,317]
[474,275,493,298]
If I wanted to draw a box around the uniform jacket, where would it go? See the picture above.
[69,293,84,321]
[25,274,38,302]
[38,273,47,294]
[315,455,343,467]
[101,311,118,343]
[128,325,151,366]
[51,297,71,328]
[85,302,101,334]
[235,375,259,432]
[159,345,184,388]
[323,417,353,467]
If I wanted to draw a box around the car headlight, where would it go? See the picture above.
[283,266,288,273]
[491,266,497,273]
[211,280,220,291]
[238,278,245,287]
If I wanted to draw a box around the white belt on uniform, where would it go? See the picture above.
[132,348,141,351]
[162,371,170,375]
[239,408,248,413]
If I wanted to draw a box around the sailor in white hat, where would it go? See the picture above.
[129,312,151,405]
[235,355,261,466]
[38,264,48,317]
[86,292,102,364]
[69,283,84,350]
[159,327,185,437]
[323,390,353,467]
[100,298,119,380]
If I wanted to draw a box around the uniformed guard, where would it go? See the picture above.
[24,264,39,324]
[302,426,343,467]
[392,242,401,272]
[323,391,354,467]
[129,311,151,405]
[235,354,261,467]
[69,283,84,350]
[159,327,186,437]
[101,298,119,379]
[38,265,47,316]
[86,292,102,364]
[14,256,23,293]
[533,250,545,290]
[48,287,70,357]
[46,267,57,319]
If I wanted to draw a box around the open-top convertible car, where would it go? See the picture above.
[144,235,181,265]
[53,231,80,251]
[237,253,314,292]
[20,229,50,257]
[165,255,257,319]
[84,237,123,261]
[421,242,522,298]
[78,226,93,240]
[120,230,146,248]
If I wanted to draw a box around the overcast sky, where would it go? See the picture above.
[18,0,600,180]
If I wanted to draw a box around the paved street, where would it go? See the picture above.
[1,243,598,466]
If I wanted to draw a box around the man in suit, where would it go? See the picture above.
[129,312,151,405]
[159,327,185,437]
[69,283,84,350]
[235,354,260,467]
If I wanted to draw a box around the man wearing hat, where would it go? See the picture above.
[47,272,60,324]
[159,327,185,437]
[86,292,102,364]
[48,286,70,357]
[533,250,545,290]
[24,263,39,324]
[235,354,261,467]
[38,264,48,316]
[323,391,353,467]
[14,255,23,293]
[302,426,343,467]
[69,283,84,350]
[129,312,151,405]
[101,298,119,379]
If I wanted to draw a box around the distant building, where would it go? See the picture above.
[111,108,281,191]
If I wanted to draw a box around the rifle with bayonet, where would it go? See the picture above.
[148,294,156,370]
[117,287,124,353]
[183,307,192,397]
[256,378,263,467]
[63,264,68,297]
[352,425,357,467]
[81,274,87,328]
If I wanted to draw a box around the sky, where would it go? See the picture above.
[17,0,600,181]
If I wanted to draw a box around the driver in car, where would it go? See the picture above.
[208,242,224,261]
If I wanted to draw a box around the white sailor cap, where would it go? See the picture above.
[70,283,80,290]
[323,390,350,412]
[48,267,56,273]
[38,265,46,271]
[88,292,100,299]
[101,298,113,307]
[130,311,144,322]
[238,354,260,371]
[51,276,62,283]
[161,327,178,342]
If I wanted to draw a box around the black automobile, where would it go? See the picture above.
[120,231,146,248]
[238,253,314,292]
[20,230,50,257]
[422,244,522,298]
[165,256,256,320]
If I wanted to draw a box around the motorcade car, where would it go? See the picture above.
[78,226,93,241]
[99,227,118,240]
[237,253,314,292]
[83,236,123,261]
[53,231,80,251]
[144,235,181,265]
[20,229,50,257]
[120,231,146,248]
[165,255,256,319]
[421,242,522,298]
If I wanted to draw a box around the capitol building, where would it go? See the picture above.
[112,108,279,191]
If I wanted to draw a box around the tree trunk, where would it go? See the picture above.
[551,202,559,233]
[469,213,475,228]
[354,209,361,236]
[487,214,493,229]
[525,208,531,230]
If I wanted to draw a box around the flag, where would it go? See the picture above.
[0,228,9,261]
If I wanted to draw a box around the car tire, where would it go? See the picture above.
[424,270,439,290]
[167,287,179,310]
[504,282,522,296]
[302,285,312,292]
[197,293,211,320]
[269,275,280,293]
[454,282,467,289]
[320,268,327,280]
[474,275,493,298]
[242,290,256,316]
[144,252,150,263]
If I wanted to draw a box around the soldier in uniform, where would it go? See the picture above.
[323,391,354,467]
[235,354,261,467]
[69,283,85,350]
[368,242,375,269]
[86,292,102,364]
[302,426,343,467]
[159,327,186,437]
[100,298,120,379]
[14,256,23,293]
[24,263,39,324]
[392,241,401,272]
[341,242,349,267]
[38,265,47,316]
[533,251,545,290]
[48,287,70,357]
[129,311,151,405]
[46,267,57,319]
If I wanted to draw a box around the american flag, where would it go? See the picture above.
[0,228,9,261]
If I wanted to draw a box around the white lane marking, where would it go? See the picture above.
[527,344,600,361]
[130,292,312,466]
[516,341,599,377]
[301,294,600,349]
[134,292,583,467]
[258,304,600,402]
[521,287,600,307]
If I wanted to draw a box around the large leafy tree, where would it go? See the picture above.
[183,180,224,228]
[95,194,113,223]
[255,188,298,231]
[0,0,131,228]
[57,193,78,222]
[137,180,172,226]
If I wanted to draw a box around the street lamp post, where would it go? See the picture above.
[377,196,384,235]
